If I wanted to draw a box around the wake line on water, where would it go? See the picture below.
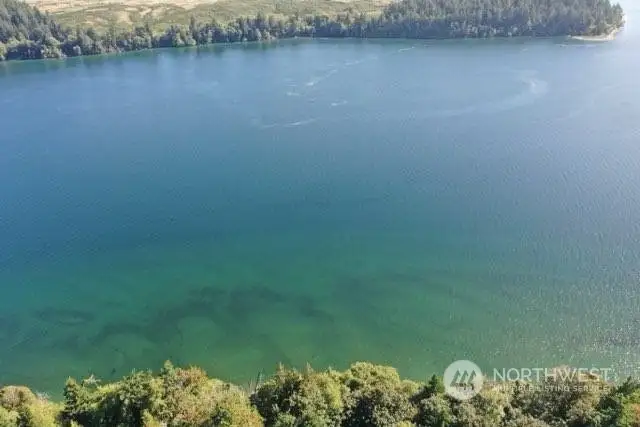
[252,118,319,129]
[270,71,549,127]
[305,69,338,87]
[560,42,598,49]
[426,73,549,118]
[313,71,549,123]
[281,55,377,101]
[258,123,280,129]
[343,60,363,66]
[285,118,317,127]
[300,55,378,90]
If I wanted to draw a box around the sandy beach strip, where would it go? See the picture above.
[569,13,627,41]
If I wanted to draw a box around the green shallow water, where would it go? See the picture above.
[2,12,640,393]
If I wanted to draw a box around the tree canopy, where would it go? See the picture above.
[1,361,640,426]
[0,0,625,61]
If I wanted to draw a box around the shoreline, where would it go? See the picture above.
[569,29,620,42]
[3,0,628,62]
[569,14,626,41]
[0,30,629,64]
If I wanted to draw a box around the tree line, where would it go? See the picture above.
[2,361,640,426]
[0,0,625,61]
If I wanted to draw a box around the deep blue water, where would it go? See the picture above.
[1,4,640,393]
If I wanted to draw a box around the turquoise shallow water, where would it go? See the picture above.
[2,9,640,393]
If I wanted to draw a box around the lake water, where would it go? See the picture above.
[1,6,640,394]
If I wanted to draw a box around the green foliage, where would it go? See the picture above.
[252,365,345,426]
[0,0,626,61]
[0,387,36,412]
[251,365,304,425]
[595,378,640,427]
[510,370,609,426]
[618,389,640,427]
[156,361,261,426]
[341,362,419,426]
[61,379,92,425]
[293,369,344,426]
[16,400,61,427]
[415,395,454,427]
[413,375,445,404]
[0,407,18,427]
[382,0,624,38]
[63,372,164,426]
[251,362,421,426]
[452,387,510,427]
[102,371,163,426]
[208,386,263,427]
[499,411,551,427]
[272,413,297,426]
[141,410,164,427]
[0,387,61,427]
[6,362,640,427]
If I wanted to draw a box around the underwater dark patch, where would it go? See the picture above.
[88,321,147,346]
[295,296,334,324]
[188,286,227,305]
[226,285,287,317]
[34,308,95,326]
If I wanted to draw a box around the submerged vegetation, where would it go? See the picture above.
[0,0,625,61]
[1,361,640,426]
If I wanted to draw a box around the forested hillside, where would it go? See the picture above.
[379,0,625,38]
[0,0,625,61]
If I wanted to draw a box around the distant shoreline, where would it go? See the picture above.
[0,26,628,64]
[1,0,627,62]
[0,30,628,64]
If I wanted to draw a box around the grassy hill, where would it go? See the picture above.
[26,0,389,31]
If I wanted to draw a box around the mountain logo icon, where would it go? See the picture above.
[443,360,484,400]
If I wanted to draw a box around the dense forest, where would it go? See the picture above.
[0,0,625,61]
[1,361,640,426]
